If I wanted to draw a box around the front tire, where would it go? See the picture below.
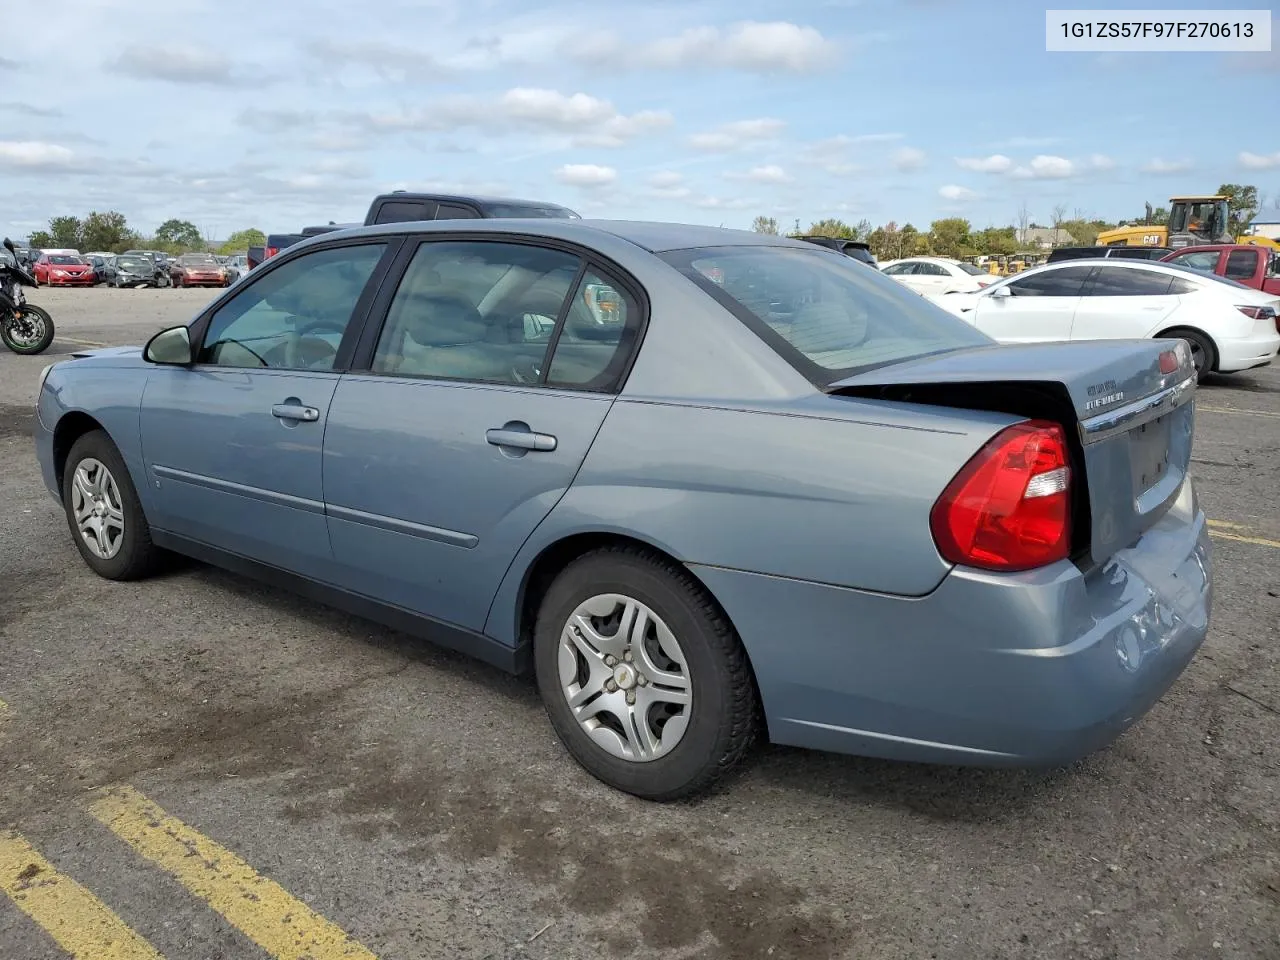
[534,545,760,801]
[1,305,55,354]
[62,431,162,581]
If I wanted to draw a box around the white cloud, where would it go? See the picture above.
[574,110,673,148]
[731,164,792,184]
[1239,150,1280,170]
[106,44,239,85]
[938,184,977,201]
[648,171,684,188]
[555,163,617,187]
[1011,155,1075,179]
[1087,153,1115,171]
[1140,158,1193,175]
[955,154,1012,174]
[891,147,927,172]
[688,118,786,151]
[0,140,78,170]
[304,38,445,81]
[583,21,839,73]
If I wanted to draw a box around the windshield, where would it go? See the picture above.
[181,255,217,264]
[117,258,149,271]
[49,255,83,265]
[659,245,992,384]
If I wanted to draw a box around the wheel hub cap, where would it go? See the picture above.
[557,593,692,763]
[71,458,125,560]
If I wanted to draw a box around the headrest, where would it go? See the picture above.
[400,293,486,346]
[788,301,866,354]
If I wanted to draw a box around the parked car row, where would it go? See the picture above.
[24,250,244,288]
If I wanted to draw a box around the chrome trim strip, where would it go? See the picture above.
[326,503,479,549]
[152,464,327,514]
[1078,375,1195,445]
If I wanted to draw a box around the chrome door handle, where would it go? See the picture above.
[486,427,557,451]
[271,403,319,422]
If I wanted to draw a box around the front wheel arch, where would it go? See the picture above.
[52,411,108,493]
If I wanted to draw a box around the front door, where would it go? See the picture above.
[322,237,643,632]
[138,240,392,579]
[971,265,1095,343]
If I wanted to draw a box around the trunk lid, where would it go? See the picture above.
[828,340,1197,566]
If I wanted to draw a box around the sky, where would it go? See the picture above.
[2,0,1279,243]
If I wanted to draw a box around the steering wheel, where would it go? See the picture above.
[287,316,349,368]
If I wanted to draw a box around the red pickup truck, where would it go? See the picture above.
[1161,244,1280,294]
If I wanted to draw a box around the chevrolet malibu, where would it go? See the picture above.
[33,220,1213,800]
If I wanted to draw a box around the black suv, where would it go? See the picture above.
[1046,245,1173,264]
[364,191,580,225]
[793,235,877,266]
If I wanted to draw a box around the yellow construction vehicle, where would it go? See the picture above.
[1097,195,1280,251]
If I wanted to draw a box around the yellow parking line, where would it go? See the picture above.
[1206,519,1247,530]
[1209,529,1280,549]
[1198,405,1280,419]
[56,337,108,347]
[86,786,378,960]
[0,831,165,959]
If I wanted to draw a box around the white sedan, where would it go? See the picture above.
[879,256,996,296]
[934,258,1280,377]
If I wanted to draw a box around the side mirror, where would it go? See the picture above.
[989,284,1012,298]
[2,238,13,255]
[144,325,194,365]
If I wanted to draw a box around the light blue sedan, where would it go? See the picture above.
[32,219,1213,799]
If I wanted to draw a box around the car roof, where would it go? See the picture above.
[375,191,573,208]
[308,218,821,254]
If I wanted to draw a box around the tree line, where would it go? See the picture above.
[25,211,266,256]
[753,182,1264,261]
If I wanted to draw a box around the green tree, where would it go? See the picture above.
[218,227,266,252]
[27,230,53,248]
[805,218,857,239]
[750,216,779,235]
[1217,183,1258,234]
[928,218,973,258]
[153,218,203,251]
[47,216,83,248]
[973,225,1018,256]
[81,210,132,252]
[901,223,924,256]
[1058,219,1099,247]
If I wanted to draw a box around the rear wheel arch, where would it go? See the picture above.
[514,532,761,685]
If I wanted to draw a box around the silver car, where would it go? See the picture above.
[33,220,1212,799]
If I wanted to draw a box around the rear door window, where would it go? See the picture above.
[1224,250,1258,281]
[660,245,990,383]
[434,203,481,220]
[1086,266,1175,297]
[374,200,437,223]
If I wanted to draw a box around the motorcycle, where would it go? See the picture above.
[1,237,55,355]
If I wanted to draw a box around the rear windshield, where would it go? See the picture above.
[482,203,580,219]
[957,262,985,275]
[660,245,991,383]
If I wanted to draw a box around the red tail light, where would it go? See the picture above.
[1158,349,1179,374]
[930,420,1072,572]
[1236,304,1276,320]
[265,246,279,259]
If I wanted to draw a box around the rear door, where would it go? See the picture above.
[969,265,1093,343]
[321,236,645,632]
[1069,265,1180,341]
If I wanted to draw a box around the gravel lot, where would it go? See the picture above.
[2,287,1278,960]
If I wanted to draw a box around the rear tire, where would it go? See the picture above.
[62,430,163,581]
[533,545,760,801]
[1160,327,1216,378]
